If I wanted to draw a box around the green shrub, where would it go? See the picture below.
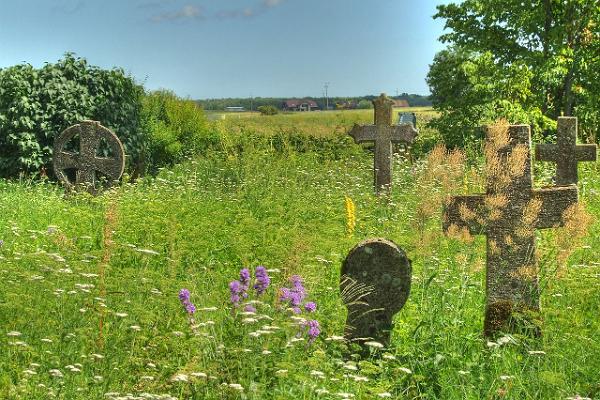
[0,53,144,178]
[257,105,279,115]
[141,90,218,173]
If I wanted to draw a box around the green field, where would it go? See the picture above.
[1,111,599,399]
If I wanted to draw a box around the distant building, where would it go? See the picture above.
[225,106,245,112]
[392,99,410,108]
[282,99,319,112]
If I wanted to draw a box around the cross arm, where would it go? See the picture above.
[575,144,597,162]
[391,124,418,144]
[534,186,578,229]
[348,124,376,144]
[443,195,486,236]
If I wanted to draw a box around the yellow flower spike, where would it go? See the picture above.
[344,196,356,238]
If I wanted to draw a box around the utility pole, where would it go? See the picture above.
[250,93,253,112]
[324,82,330,111]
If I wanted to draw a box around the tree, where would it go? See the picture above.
[428,0,600,146]
[257,105,279,115]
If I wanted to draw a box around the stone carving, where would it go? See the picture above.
[348,93,418,195]
[443,124,578,337]
[536,116,597,186]
[53,121,125,194]
[340,238,412,347]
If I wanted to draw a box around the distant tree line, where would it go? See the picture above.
[196,93,431,111]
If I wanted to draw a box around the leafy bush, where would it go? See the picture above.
[0,53,144,178]
[257,105,279,115]
[141,90,218,174]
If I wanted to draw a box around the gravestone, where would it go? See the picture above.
[443,124,578,337]
[348,93,418,195]
[535,117,597,185]
[340,238,412,347]
[53,121,125,194]
[398,112,417,127]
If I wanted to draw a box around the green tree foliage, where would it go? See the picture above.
[0,53,145,177]
[257,105,279,115]
[141,90,217,174]
[356,99,374,109]
[428,0,600,147]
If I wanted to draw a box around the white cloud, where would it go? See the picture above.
[151,4,204,22]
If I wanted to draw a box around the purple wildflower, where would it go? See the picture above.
[178,288,196,315]
[304,320,320,343]
[304,302,317,313]
[253,266,270,295]
[179,289,191,302]
[239,268,251,292]
[279,275,306,308]
[243,304,257,313]
[229,280,243,306]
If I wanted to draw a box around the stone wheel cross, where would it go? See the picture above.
[340,238,412,347]
[535,117,597,186]
[53,121,125,193]
[348,93,418,195]
[443,125,577,337]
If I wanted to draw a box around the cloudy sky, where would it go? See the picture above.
[0,0,450,99]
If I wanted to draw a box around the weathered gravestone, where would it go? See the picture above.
[348,93,418,195]
[340,238,412,347]
[443,124,578,337]
[536,117,597,186]
[53,121,125,194]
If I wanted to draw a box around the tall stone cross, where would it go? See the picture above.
[443,125,578,337]
[536,117,597,185]
[348,93,418,195]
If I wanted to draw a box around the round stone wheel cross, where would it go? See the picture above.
[53,121,125,193]
[340,238,412,347]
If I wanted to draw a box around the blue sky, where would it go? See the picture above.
[0,0,450,99]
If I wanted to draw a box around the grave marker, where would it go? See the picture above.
[340,238,412,347]
[535,117,597,185]
[53,121,125,194]
[348,93,417,195]
[443,124,578,336]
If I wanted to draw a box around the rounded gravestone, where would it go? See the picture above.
[53,121,125,194]
[340,238,411,347]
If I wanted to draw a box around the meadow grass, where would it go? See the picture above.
[0,116,599,399]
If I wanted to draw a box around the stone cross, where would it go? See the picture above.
[53,121,125,194]
[535,117,597,186]
[348,93,418,195]
[443,125,578,337]
[340,238,412,347]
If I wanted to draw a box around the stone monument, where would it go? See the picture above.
[348,93,418,195]
[535,116,597,185]
[340,238,412,347]
[53,121,125,194]
[443,124,578,336]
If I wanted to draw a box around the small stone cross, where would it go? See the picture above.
[536,117,597,186]
[340,238,412,347]
[53,121,125,194]
[443,125,578,337]
[348,93,417,195]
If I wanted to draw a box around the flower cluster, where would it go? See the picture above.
[178,289,196,315]
[302,319,321,343]
[229,266,271,309]
[279,275,317,315]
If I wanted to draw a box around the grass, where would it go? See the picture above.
[0,112,599,399]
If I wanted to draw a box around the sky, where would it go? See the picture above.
[0,0,450,99]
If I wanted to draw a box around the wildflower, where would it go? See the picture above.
[279,275,306,308]
[364,341,384,349]
[303,319,320,343]
[243,304,257,313]
[7,331,22,337]
[178,288,196,315]
[377,393,392,398]
[254,266,270,295]
[398,367,412,374]
[304,302,317,313]
[229,280,243,306]
[49,369,63,378]
[239,268,251,294]
[229,383,244,391]
[171,374,189,382]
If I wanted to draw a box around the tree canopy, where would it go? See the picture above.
[427,0,600,147]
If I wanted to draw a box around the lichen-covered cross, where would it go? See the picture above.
[443,125,578,337]
[348,93,417,195]
[536,117,597,186]
[53,121,125,194]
